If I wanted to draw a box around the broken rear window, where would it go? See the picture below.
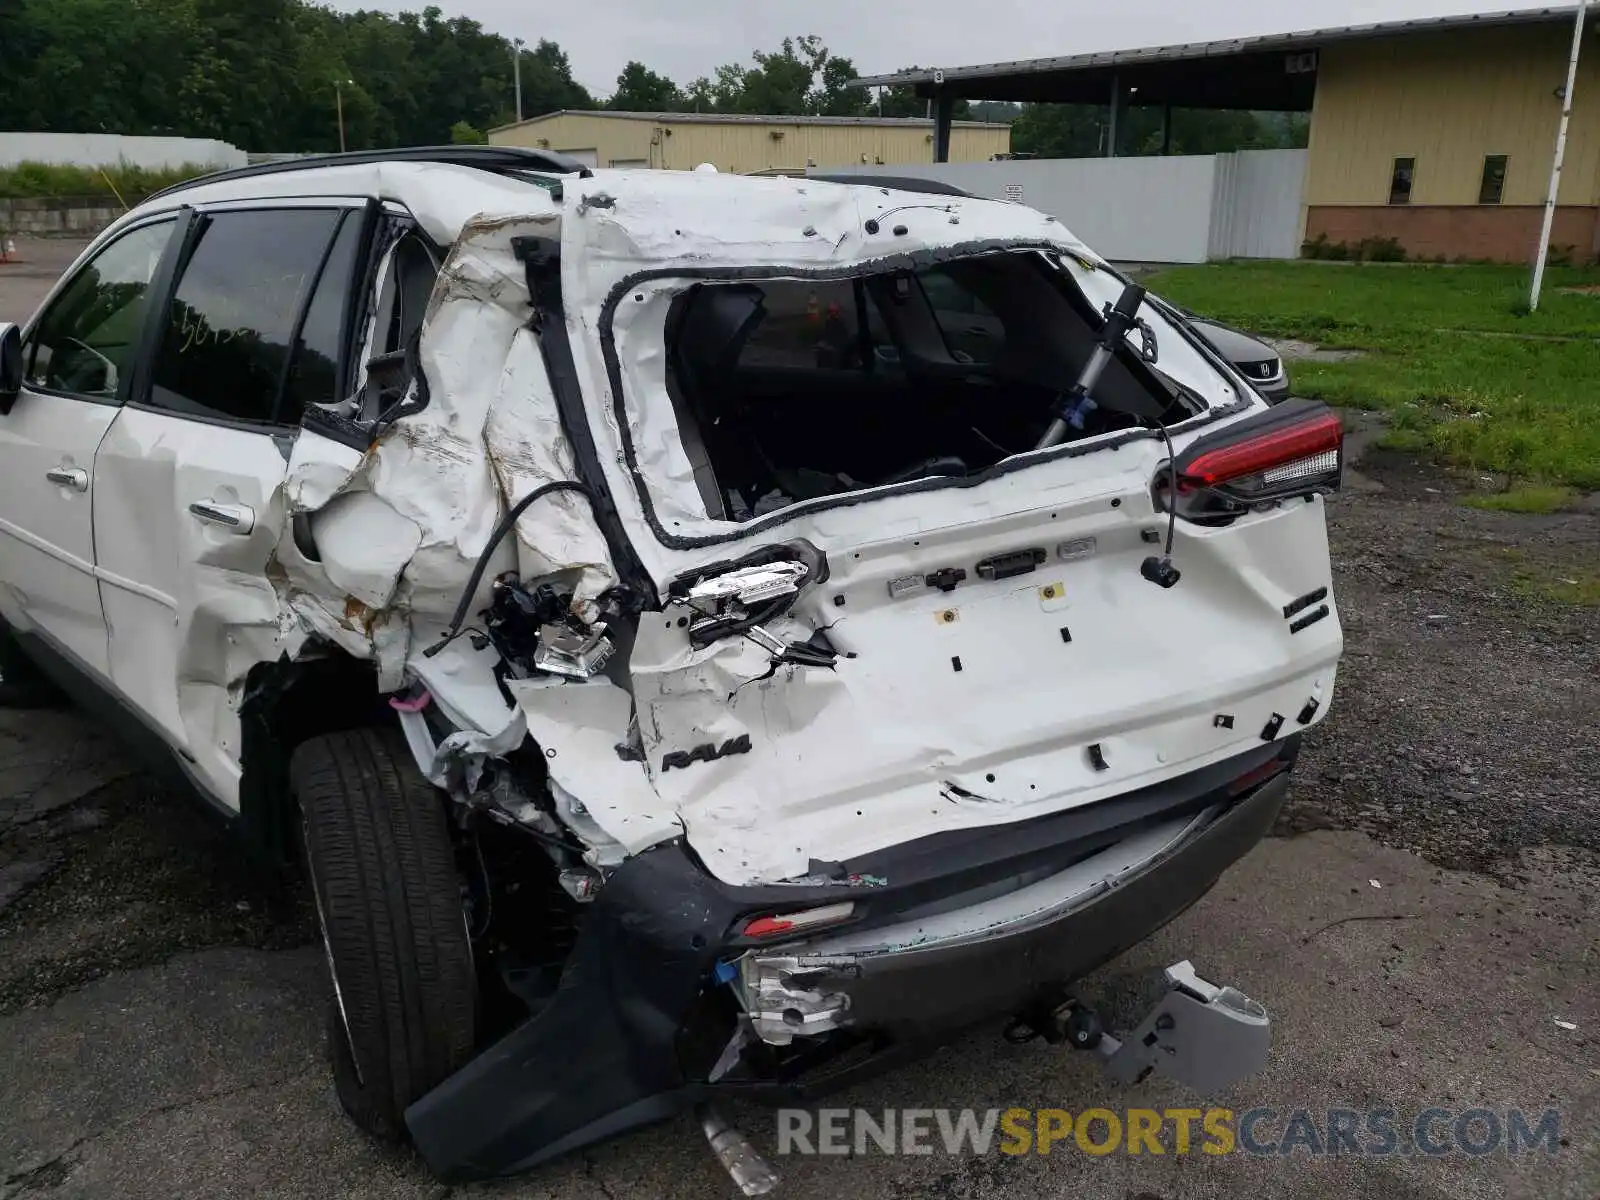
[658,251,1202,523]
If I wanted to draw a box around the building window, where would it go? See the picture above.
[1479,155,1508,205]
[1388,157,1415,205]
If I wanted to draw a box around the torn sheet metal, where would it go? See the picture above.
[427,708,528,794]
[311,491,424,611]
[284,430,367,514]
[484,325,616,603]
[278,211,622,697]
[552,173,1143,590]
[365,218,619,619]
[505,676,679,857]
[610,498,1343,885]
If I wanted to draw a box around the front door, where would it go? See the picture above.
[92,201,368,808]
[0,218,177,679]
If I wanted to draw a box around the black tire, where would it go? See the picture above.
[291,728,476,1141]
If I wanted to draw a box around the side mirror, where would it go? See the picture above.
[0,323,21,415]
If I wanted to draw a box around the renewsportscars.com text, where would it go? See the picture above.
[776,1107,1562,1158]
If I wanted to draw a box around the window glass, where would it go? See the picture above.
[861,286,901,372]
[148,208,342,425]
[1479,155,1508,206]
[918,266,1003,365]
[280,212,364,422]
[739,279,863,369]
[1388,157,1415,205]
[27,220,175,399]
[380,235,439,357]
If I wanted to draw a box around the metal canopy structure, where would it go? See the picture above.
[856,6,1584,159]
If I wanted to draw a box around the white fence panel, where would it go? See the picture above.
[1209,149,1308,259]
[816,157,1219,263]
[815,148,1308,263]
[0,133,247,170]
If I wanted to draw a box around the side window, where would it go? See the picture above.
[381,235,439,357]
[27,220,176,399]
[281,213,365,423]
[1478,154,1508,206]
[147,208,345,426]
[918,266,1003,365]
[1388,157,1415,205]
[861,286,901,371]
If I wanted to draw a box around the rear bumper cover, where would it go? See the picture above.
[406,741,1295,1181]
[736,781,1285,1041]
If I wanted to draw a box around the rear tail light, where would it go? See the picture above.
[739,902,856,941]
[1158,399,1343,525]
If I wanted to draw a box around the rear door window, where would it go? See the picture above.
[146,208,347,426]
[280,212,366,421]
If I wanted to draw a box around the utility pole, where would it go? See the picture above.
[1531,0,1589,311]
[512,38,525,123]
[335,78,352,152]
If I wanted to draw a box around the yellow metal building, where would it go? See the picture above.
[1304,19,1600,261]
[489,111,1011,175]
[860,6,1599,263]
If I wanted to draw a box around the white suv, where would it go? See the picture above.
[0,148,1343,1189]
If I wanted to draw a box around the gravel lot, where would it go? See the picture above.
[0,240,1596,1200]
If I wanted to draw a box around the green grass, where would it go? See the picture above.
[0,161,211,204]
[1146,261,1600,489]
[1462,486,1579,514]
[1509,565,1600,607]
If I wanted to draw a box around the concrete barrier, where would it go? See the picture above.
[0,195,124,237]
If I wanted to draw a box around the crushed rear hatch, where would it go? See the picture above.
[473,171,1346,886]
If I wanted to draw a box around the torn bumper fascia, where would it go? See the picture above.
[403,742,1293,1180]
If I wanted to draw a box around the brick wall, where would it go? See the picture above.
[1304,205,1600,263]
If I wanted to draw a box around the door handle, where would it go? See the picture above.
[45,466,89,492]
[188,500,256,535]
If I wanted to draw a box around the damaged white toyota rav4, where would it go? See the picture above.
[0,148,1342,1189]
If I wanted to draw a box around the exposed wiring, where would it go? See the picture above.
[867,202,956,226]
[968,424,1014,458]
[426,481,600,657]
[1138,418,1183,588]
[1152,420,1179,562]
[422,625,488,659]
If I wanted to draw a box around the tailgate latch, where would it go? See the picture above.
[975,548,1046,582]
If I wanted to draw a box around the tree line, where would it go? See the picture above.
[0,0,1307,157]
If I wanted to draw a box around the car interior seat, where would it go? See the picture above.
[667,284,767,520]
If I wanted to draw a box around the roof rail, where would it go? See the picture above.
[144,145,593,203]
[807,172,975,198]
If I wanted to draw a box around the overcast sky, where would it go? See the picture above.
[326,1,1563,95]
